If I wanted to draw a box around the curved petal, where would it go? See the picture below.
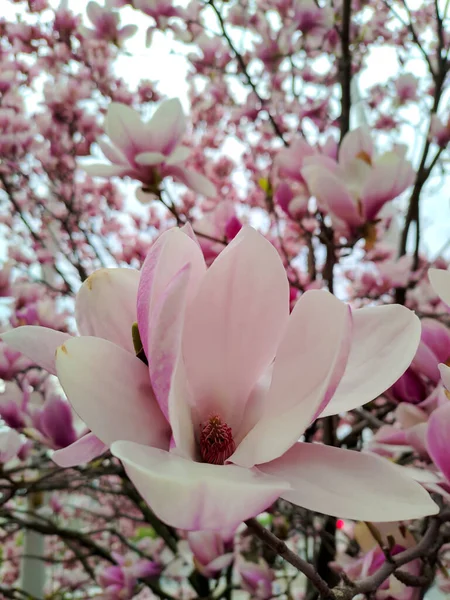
[149,265,191,419]
[182,227,290,429]
[168,356,196,459]
[230,290,351,468]
[145,98,186,155]
[83,163,130,178]
[420,319,450,365]
[362,155,414,220]
[135,151,166,166]
[55,337,170,449]
[428,268,450,308]
[105,103,146,156]
[97,138,128,165]
[118,23,138,41]
[52,432,108,467]
[110,441,290,531]
[137,228,205,357]
[1,326,72,375]
[321,304,421,417]
[440,363,450,391]
[260,443,439,521]
[426,400,450,481]
[301,166,362,227]
[166,145,191,165]
[338,127,374,167]
[411,341,440,383]
[167,166,217,197]
[75,268,139,353]
[86,1,102,23]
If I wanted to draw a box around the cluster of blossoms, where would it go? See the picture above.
[0,0,450,598]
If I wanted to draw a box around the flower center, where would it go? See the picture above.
[199,415,236,465]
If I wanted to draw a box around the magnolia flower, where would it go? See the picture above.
[302,127,415,234]
[80,1,137,45]
[237,558,274,599]
[186,530,234,577]
[98,553,160,599]
[84,99,216,198]
[394,73,419,104]
[2,227,437,531]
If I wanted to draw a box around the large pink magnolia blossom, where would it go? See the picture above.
[301,127,415,234]
[2,228,437,530]
[84,99,216,198]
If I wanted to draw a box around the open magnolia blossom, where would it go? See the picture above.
[301,127,415,233]
[83,98,216,198]
[2,227,437,531]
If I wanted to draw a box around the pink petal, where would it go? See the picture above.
[86,1,102,23]
[440,363,450,390]
[118,24,138,41]
[145,98,186,155]
[75,268,139,353]
[97,139,128,165]
[135,151,166,166]
[230,290,351,468]
[301,166,362,227]
[166,145,191,165]
[404,422,428,457]
[338,127,374,167]
[137,228,205,357]
[148,264,191,419]
[52,432,108,467]
[321,304,421,417]
[182,227,289,429]
[187,531,224,565]
[260,442,438,521]
[426,400,450,481]
[165,165,217,197]
[1,326,72,375]
[362,155,414,220]
[168,356,196,459]
[105,103,147,157]
[55,337,170,449]
[110,441,290,531]
[395,403,427,429]
[411,340,441,383]
[83,163,130,177]
[420,318,450,366]
[428,268,450,307]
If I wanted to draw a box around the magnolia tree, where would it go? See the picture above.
[0,0,450,598]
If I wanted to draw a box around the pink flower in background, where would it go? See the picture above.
[2,227,437,530]
[98,553,161,599]
[237,558,274,599]
[84,99,216,198]
[192,202,242,264]
[334,544,421,600]
[33,394,77,450]
[292,0,333,36]
[186,530,234,577]
[0,428,22,464]
[429,113,450,148]
[80,1,137,45]
[394,73,419,104]
[0,382,27,430]
[301,127,415,234]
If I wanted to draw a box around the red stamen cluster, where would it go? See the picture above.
[199,415,236,465]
